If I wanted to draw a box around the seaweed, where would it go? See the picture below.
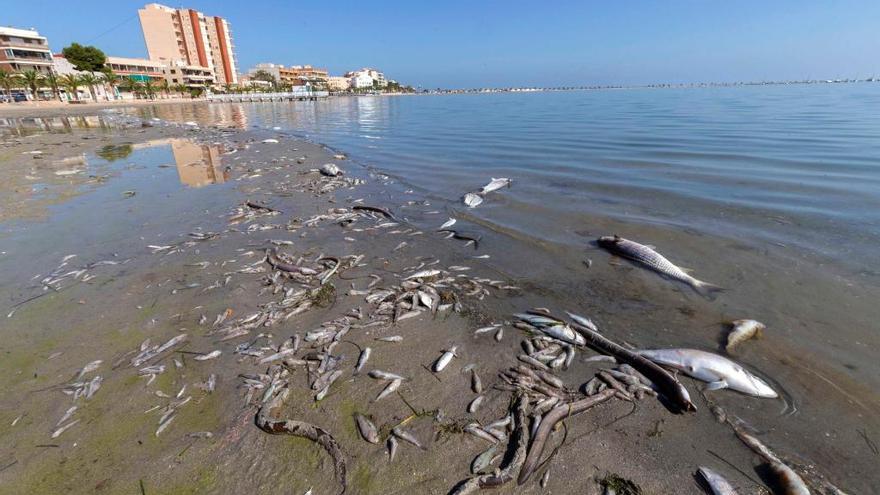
[598,473,643,495]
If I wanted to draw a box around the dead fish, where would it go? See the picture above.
[470,444,498,474]
[471,370,483,394]
[368,370,405,381]
[468,396,484,413]
[355,347,371,374]
[319,163,342,177]
[440,218,456,230]
[404,269,441,280]
[51,419,80,438]
[697,467,740,495]
[726,319,765,352]
[464,423,498,443]
[392,426,423,449]
[376,335,403,342]
[262,138,279,143]
[479,177,511,194]
[733,428,809,495]
[462,193,483,208]
[355,414,380,444]
[75,360,102,379]
[259,348,296,364]
[432,346,458,372]
[565,311,598,332]
[638,348,777,398]
[375,378,402,401]
[56,406,77,427]
[597,235,723,297]
[194,350,221,361]
[387,435,398,461]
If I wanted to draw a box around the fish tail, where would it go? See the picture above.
[693,280,724,299]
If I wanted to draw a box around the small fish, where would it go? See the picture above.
[479,177,511,194]
[404,269,441,280]
[368,370,405,381]
[432,346,458,372]
[697,467,740,495]
[387,435,399,461]
[462,193,483,208]
[375,378,402,401]
[259,348,295,364]
[262,139,279,143]
[376,335,403,342]
[51,419,80,438]
[355,414,380,444]
[75,360,102,379]
[194,350,221,361]
[470,444,498,474]
[392,426,423,449]
[355,347,371,374]
[468,396,484,413]
[726,319,765,352]
[471,370,483,394]
[597,235,723,297]
[439,218,456,229]
[464,423,498,443]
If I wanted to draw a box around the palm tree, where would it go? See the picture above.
[44,72,63,102]
[158,79,170,98]
[0,69,19,101]
[101,70,122,100]
[117,77,137,99]
[172,83,188,98]
[59,73,81,102]
[18,70,44,101]
[143,79,158,100]
[78,73,100,102]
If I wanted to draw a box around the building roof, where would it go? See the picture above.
[106,56,165,68]
[0,26,46,40]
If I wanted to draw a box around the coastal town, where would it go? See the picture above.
[0,3,414,104]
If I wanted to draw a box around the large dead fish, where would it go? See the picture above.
[479,178,511,194]
[462,193,483,208]
[597,235,722,297]
[637,348,777,398]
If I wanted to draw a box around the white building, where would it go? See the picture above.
[345,67,387,89]
[0,26,54,74]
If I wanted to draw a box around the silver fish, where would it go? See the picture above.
[734,428,809,495]
[319,163,342,177]
[726,319,765,352]
[638,348,777,398]
[194,350,221,361]
[375,378,402,401]
[697,467,740,495]
[392,426,423,449]
[471,370,483,394]
[369,370,405,381]
[479,177,511,194]
[387,435,398,461]
[597,235,722,297]
[468,396,484,413]
[355,414,380,444]
[462,193,483,208]
[355,347,371,373]
[404,269,441,280]
[440,218,456,229]
[470,444,498,474]
[432,346,458,372]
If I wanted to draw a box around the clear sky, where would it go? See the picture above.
[4,0,879,88]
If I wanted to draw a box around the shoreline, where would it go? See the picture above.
[0,109,873,493]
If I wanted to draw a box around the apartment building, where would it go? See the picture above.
[105,56,166,82]
[249,63,329,86]
[345,67,386,88]
[327,76,351,92]
[138,3,237,85]
[0,27,54,74]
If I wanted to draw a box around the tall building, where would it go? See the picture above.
[0,27,53,74]
[137,3,237,85]
[248,63,329,86]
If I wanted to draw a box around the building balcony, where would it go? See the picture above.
[0,40,50,51]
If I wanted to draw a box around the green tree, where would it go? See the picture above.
[0,69,21,101]
[101,69,122,100]
[61,43,106,72]
[251,70,277,90]
[172,83,188,98]
[44,72,63,102]
[96,144,133,161]
[158,79,170,98]
[117,77,137,98]
[18,70,44,101]
[78,72,100,102]
[143,79,157,100]
[59,73,81,101]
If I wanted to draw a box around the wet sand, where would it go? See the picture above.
[0,108,874,494]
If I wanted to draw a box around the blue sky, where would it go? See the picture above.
[5,0,879,88]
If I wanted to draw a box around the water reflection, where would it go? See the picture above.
[0,115,112,137]
[170,139,227,187]
[135,104,249,129]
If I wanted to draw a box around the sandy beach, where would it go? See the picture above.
[0,105,869,495]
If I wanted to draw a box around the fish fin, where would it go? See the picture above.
[705,380,728,391]
[693,280,724,299]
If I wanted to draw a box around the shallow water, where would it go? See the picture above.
[1,87,878,492]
